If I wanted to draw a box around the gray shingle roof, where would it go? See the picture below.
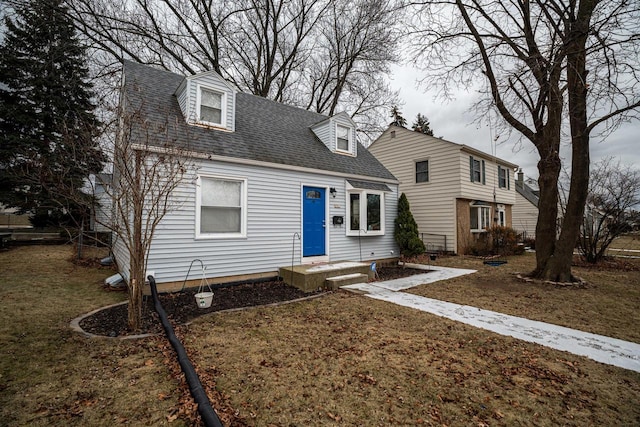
[516,181,539,207]
[122,61,396,181]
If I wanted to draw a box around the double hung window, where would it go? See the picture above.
[198,87,224,126]
[470,156,485,184]
[336,124,351,152]
[415,160,429,183]
[498,166,510,189]
[197,176,246,238]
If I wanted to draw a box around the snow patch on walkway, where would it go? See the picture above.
[342,266,640,373]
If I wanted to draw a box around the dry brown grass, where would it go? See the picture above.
[607,233,640,254]
[188,291,640,426]
[185,251,640,426]
[0,245,188,426]
[410,252,640,342]
[2,245,640,426]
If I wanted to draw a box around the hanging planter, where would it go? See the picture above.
[194,266,213,309]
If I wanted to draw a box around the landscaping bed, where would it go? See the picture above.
[80,266,428,337]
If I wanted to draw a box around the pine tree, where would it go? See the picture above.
[0,0,105,226]
[389,105,407,128]
[412,113,435,136]
[394,193,425,257]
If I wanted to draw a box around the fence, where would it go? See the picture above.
[421,233,448,253]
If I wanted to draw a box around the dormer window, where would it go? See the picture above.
[336,124,351,152]
[198,86,225,126]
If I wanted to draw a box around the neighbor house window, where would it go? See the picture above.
[470,201,490,232]
[347,190,384,235]
[470,156,485,184]
[336,124,351,152]
[198,87,225,126]
[196,175,246,238]
[498,166,510,189]
[415,160,429,183]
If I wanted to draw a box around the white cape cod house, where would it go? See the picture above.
[112,61,399,290]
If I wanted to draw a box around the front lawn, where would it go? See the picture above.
[1,245,639,426]
[0,246,187,426]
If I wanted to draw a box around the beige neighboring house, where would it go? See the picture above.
[369,126,518,254]
[513,170,539,240]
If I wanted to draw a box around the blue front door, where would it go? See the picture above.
[303,186,326,257]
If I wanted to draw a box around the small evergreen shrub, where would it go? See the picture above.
[394,193,425,257]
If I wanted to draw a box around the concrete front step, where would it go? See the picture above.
[279,261,370,292]
[325,273,369,290]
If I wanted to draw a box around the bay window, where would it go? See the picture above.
[347,189,384,235]
[470,201,490,232]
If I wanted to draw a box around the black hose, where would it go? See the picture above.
[149,276,223,427]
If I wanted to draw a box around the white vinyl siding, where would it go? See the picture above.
[141,159,397,284]
[311,113,357,156]
[369,128,461,253]
[180,72,235,131]
[513,190,538,237]
[369,126,517,254]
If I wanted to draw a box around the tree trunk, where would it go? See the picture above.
[127,151,144,331]
[544,0,594,282]
[531,78,563,279]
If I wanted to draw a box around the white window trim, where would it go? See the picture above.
[346,189,385,236]
[196,84,226,128]
[195,174,247,239]
[335,123,353,154]
[470,201,491,233]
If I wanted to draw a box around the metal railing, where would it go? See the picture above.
[420,233,448,253]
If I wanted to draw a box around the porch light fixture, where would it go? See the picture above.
[330,187,337,198]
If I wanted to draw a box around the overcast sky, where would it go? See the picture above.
[388,64,640,182]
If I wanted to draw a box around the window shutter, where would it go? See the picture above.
[469,156,474,181]
[507,169,510,190]
[481,160,486,184]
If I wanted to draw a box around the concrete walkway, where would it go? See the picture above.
[342,265,640,373]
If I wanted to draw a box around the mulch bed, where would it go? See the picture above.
[80,266,429,337]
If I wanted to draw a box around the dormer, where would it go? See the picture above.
[310,112,357,157]
[174,70,237,132]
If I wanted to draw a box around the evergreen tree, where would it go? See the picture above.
[0,0,105,226]
[412,113,435,136]
[394,193,425,257]
[389,105,407,127]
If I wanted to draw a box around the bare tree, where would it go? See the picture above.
[224,0,326,101]
[66,0,242,74]
[65,0,402,144]
[411,0,640,281]
[575,158,640,263]
[108,101,196,331]
[302,0,401,140]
